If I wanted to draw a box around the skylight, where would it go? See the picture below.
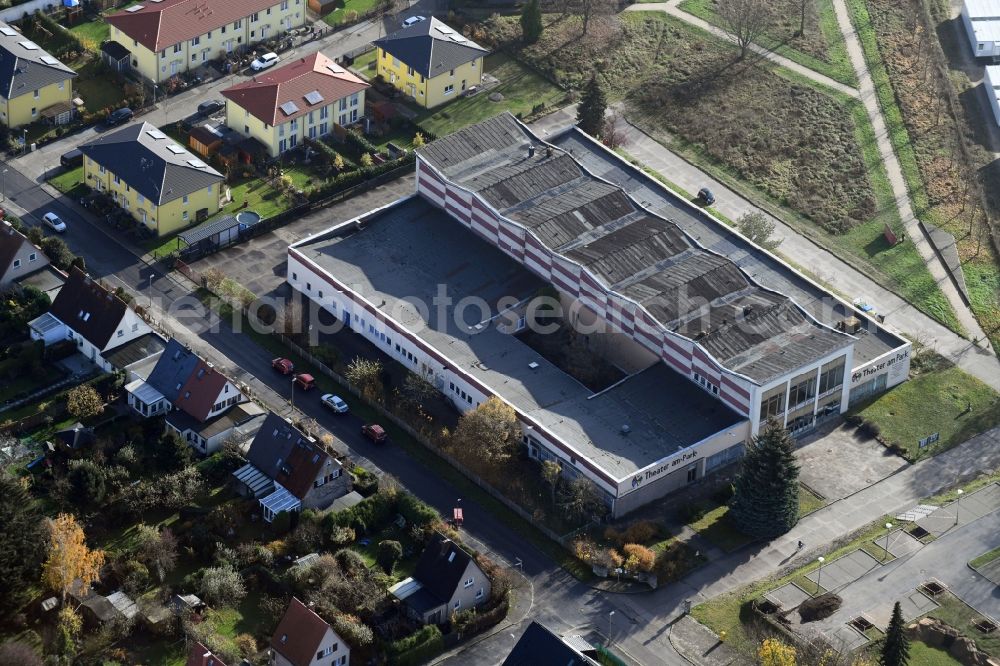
[279,101,299,116]
[125,4,144,11]
[435,25,454,35]
[40,55,60,65]
[304,90,324,105]
[449,34,467,42]
[0,27,17,37]
[18,41,38,50]
[166,144,186,154]
[326,63,345,75]
[187,158,207,168]
[146,129,167,140]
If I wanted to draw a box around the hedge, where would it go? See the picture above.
[323,489,439,535]
[388,625,444,666]
[306,153,415,202]
[397,492,438,527]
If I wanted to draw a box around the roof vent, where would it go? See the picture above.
[528,361,539,370]
[527,145,535,158]
[694,330,707,340]
[620,424,631,435]
[743,306,754,317]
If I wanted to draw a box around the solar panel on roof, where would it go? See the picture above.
[187,158,207,168]
[146,129,167,140]
[166,144,185,154]
[125,4,144,11]
[304,90,324,105]
[0,27,16,37]
[279,101,299,115]
[18,41,38,50]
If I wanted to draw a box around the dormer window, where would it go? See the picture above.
[280,634,288,644]
[464,577,474,587]
[447,551,456,563]
[183,391,191,399]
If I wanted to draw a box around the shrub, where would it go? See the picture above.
[621,543,655,573]
[234,633,258,658]
[397,493,438,526]
[388,625,444,666]
[861,420,881,438]
[845,413,864,427]
[330,612,374,647]
[711,483,735,505]
[376,540,403,574]
[199,565,246,606]
[798,593,842,622]
[623,520,660,544]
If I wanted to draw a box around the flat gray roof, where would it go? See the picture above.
[418,113,852,383]
[549,128,905,366]
[296,197,744,479]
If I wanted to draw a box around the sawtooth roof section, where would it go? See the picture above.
[221,52,368,126]
[106,0,281,53]
[79,122,224,206]
[417,112,851,384]
[373,17,488,79]
[0,21,76,101]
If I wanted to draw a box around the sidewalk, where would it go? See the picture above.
[669,615,746,665]
[626,1,859,99]
[827,0,991,347]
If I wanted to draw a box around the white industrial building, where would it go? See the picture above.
[963,0,1000,58]
[287,113,911,517]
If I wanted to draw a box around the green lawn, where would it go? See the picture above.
[927,593,1000,659]
[678,0,857,87]
[417,53,566,137]
[322,0,383,26]
[74,59,129,112]
[47,165,85,196]
[351,48,377,78]
[68,17,110,50]
[855,365,1000,460]
[221,177,291,220]
[970,546,1000,570]
[798,485,825,516]
[910,641,963,666]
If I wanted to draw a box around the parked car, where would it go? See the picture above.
[42,212,66,233]
[361,423,387,444]
[321,394,349,413]
[697,187,716,205]
[401,15,426,27]
[271,357,294,374]
[60,148,83,169]
[197,99,225,116]
[294,373,315,391]
[250,52,279,71]
[106,107,134,127]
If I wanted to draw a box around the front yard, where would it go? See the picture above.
[416,53,568,137]
[322,0,386,26]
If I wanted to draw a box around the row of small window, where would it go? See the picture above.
[452,589,485,611]
[692,372,720,396]
[11,252,39,269]
[314,468,343,488]
[115,323,142,338]
[448,381,474,405]
[316,643,345,663]
[210,394,241,414]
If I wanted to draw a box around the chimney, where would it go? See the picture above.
[545,145,553,158]
[528,145,535,158]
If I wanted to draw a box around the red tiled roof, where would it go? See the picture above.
[270,597,333,666]
[221,52,368,126]
[185,641,228,666]
[106,0,280,53]
[174,358,229,422]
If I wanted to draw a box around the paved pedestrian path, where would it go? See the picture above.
[827,0,992,347]
[626,1,860,99]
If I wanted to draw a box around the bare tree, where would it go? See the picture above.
[579,0,617,36]
[717,0,773,60]
[797,0,813,36]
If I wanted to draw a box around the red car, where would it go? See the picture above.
[361,424,387,444]
[272,357,294,374]
[293,373,315,391]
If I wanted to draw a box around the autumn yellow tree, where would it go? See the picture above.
[66,384,103,420]
[451,396,520,463]
[42,514,105,601]
[758,638,797,666]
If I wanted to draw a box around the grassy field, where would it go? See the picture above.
[351,48,377,78]
[68,16,110,50]
[970,545,1000,569]
[847,0,1000,353]
[854,365,1000,460]
[322,0,384,26]
[910,641,963,666]
[74,59,130,112]
[48,165,85,196]
[416,53,567,137]
[678,0,857,86]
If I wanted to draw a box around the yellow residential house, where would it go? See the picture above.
[0,21,75,128]
[222,52,368,158]
[373,18,488,109]
[79,122,224,237]
[105,0,307,85]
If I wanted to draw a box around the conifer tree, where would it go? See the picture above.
[576,75,607,138]
[880,601,910,666]
[729,419,800,538]
[521,0,543,44]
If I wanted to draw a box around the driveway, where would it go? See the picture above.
[795,422,909,501]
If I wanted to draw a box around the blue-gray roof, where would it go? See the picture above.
[0,21,76,101]
[79,122,224,206]
[144,338,200,403]
[374,17,487,79]
[178,215,239,246]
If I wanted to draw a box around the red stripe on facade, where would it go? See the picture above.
[663,334,690,360]
[722,376,751,401]
[721,390,749,415]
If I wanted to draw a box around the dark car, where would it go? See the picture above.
[361,424,387,444]
[106,107,134,127]
[60,148,83,169]
[697,187,716,206]
[197,100,225,116]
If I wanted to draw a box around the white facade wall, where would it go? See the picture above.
[963,3,1000,58]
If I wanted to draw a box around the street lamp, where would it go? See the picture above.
[883,522,893,561]
[290,374,296,411]
[607,610,614,648]
[147,272,154,308]
[21,129,27,156]
[815,556,825,593]
[2,168,7,202]
[954,488,964,526]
